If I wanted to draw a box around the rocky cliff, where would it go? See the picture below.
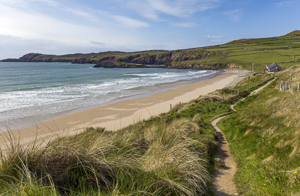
[118,49,224,64]
[94,60,150,68]
[1,49,229,70]
[92,49,227,69]
[89,49,224,65]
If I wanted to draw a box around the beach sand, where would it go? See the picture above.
[0,69,249,148]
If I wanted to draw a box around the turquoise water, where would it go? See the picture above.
[0,62,218,129]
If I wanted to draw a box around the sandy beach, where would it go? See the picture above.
[0,69,249,148]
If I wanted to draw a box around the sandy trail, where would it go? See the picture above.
[212,116,238,196]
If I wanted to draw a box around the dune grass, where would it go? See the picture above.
[0,94,237,195]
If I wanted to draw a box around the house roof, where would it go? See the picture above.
[266,63,279,70]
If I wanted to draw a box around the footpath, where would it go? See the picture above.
[212,78,275,196]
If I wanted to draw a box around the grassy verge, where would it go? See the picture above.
[218,66,300,195]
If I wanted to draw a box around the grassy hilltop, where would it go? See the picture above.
[169,30,300,71]
[2,31,300,71]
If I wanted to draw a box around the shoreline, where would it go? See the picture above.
[0,70,221,132]
[0,69,249,148]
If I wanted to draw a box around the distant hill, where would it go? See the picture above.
[2,31,300,71]
[286,30,300,36]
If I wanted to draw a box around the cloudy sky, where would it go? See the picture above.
[0,0,299,59]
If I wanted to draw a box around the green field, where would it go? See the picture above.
[166,32,300,71]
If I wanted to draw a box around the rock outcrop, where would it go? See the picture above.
[93,60,148,68]
[114,49,226,65]
[92,49,228,69]
[72,58,95,64]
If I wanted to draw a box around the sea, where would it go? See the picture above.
[0,62,220,130]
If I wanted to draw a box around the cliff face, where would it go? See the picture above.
[72,58,96,64]
[93,49,224,65]
[94,60,148,68]
[117,50,215,65]
[92,49,227,69]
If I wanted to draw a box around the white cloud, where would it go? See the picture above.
[171,22,198,27]
[1,0,98,23]
[0,0,222,59]
[113,15,150,28]
[65,8,97,20]
[127,0,221,20]
[0,1,185,60]
[224,9,243,22]
[31,0,60,7]
[0,1,157,59]
[0,0,150,43]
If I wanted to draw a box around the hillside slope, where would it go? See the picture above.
[218,65,300,195]
[2,31,300,71]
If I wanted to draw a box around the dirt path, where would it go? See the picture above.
[212,115,238,196]
[212,78,275,196]
[230,79,275,111]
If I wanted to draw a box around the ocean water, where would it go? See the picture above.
[0,62,219,129]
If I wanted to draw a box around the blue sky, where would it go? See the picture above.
[0,0,299,59]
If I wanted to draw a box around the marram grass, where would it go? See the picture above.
[0,100,229,195]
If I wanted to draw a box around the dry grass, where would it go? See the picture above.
[0,112,215,195]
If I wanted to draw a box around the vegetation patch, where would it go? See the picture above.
[218,65,300,195]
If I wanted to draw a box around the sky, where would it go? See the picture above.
[0,0,299,59]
